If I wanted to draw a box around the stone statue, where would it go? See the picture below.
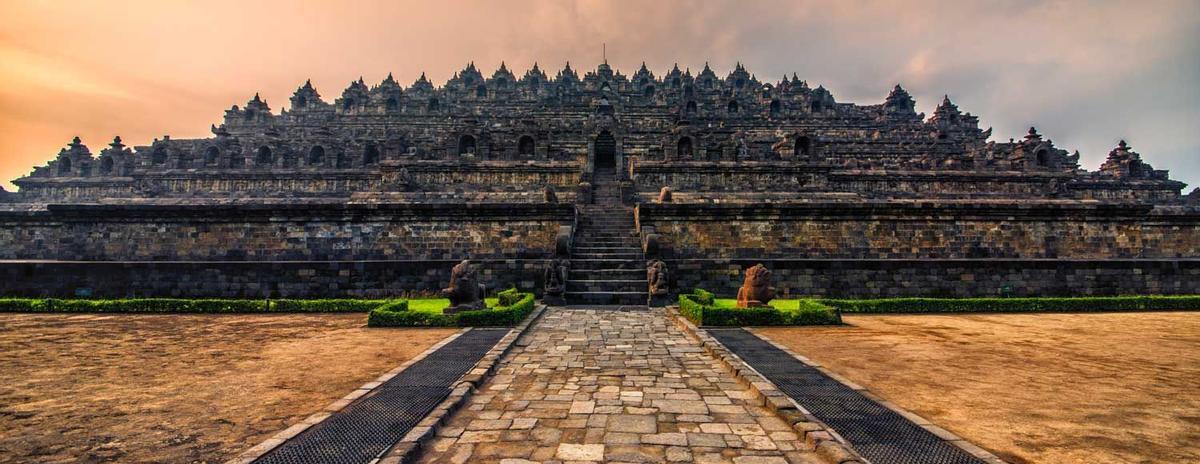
[544,186,558,203]
[543,258,569,305]
[658,186,673,203]
[647,259,670,306]
[736,264,775,308]
[442,259,486,314]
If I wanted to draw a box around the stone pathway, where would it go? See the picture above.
[418,307,822,464]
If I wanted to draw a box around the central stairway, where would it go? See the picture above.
[565,168,647,305]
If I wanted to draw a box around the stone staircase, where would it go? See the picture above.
[565,169,647,305]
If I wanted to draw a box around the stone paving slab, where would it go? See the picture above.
[417,307,825,464]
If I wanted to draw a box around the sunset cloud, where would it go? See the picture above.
[0,0,1196,190]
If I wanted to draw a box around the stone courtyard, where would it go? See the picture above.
[420,307,820,464]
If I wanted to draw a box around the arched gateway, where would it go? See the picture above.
[594,131,616,170]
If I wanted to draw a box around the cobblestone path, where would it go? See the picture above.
[419,307,821,464]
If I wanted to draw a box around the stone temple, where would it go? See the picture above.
[1,61,1197,302]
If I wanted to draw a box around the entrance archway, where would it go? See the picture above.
[594,131,616,170]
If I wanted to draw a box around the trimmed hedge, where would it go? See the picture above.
[497,288,522,307]
[692,288,715,305]
[679,290,841,327]
[367,292,537,327]
[820,296,1200,314]
[0,298,392,313]
[270,299,390,312]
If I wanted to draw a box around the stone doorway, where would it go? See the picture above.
[594,131,616,170]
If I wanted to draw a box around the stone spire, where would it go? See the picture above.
[884,85,915,114]
[1098,140,1164,179]
[290,79,323,110]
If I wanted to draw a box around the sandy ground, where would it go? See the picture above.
[758,312,1200,464]
[0,313,456,464]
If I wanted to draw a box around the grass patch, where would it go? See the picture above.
[679,292,841,327]
[367,293,535,327]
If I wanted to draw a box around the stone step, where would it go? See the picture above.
[573,246,642,252]
[578,216,633,221]
[569,269,645,279]
[571,252,643,260]
[570,259,644,271]
[574,233,637,240]
[572,241,642,248]
[573,235,640,242]
[565,291,648,305]
[567,280,647,292]
[577,225,634,231]
[574,235,637,241]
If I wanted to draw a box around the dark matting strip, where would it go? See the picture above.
[254,328,509,464]
[708,328,986,464]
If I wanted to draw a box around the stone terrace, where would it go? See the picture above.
[419,307,821,464]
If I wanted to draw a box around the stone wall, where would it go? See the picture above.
[638,201,1200,297]
[0,203,570,261]
[638,202,1200,260]
[12,161,584,201]
[666,258,1200,298]
[0,259,546,298]
[0,202,569,298]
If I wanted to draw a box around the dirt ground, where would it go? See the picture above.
[758,312,1200,464]
[0,313,456,464]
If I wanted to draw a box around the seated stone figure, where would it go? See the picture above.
[736,264,775,308]
[543,258,569,305]
[442,259,487,314]
[647,259,671,306]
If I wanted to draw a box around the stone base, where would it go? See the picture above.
[443,301,486,314]
[648,293,673,308]
[542,294,566,306]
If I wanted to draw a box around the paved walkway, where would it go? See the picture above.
[419,307,822,464]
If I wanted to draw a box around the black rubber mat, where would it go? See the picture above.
[708,328,986,464]
[254,328,509,464]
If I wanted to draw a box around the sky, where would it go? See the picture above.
[0,0,1197,191]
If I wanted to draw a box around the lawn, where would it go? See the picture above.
[710,298,804,310]
[757,312,1200,464]
[405,297,500,314]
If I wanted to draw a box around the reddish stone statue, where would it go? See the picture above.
[736,264,775,308]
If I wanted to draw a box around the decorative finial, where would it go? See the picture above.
[1118,139,1128,149]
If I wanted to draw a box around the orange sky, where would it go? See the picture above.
[1,0,1197,191]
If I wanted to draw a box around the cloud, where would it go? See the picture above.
[0,0,1196,190]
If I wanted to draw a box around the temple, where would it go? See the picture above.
[2,61,1197,301]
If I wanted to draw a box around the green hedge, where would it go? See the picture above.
[820,296,1200,314]
[497,288,522,307]
[0,298,270,313]
[678,291,840,327]
[270,299,390,312]
[367,292,537,327]
[0,298,395,313]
